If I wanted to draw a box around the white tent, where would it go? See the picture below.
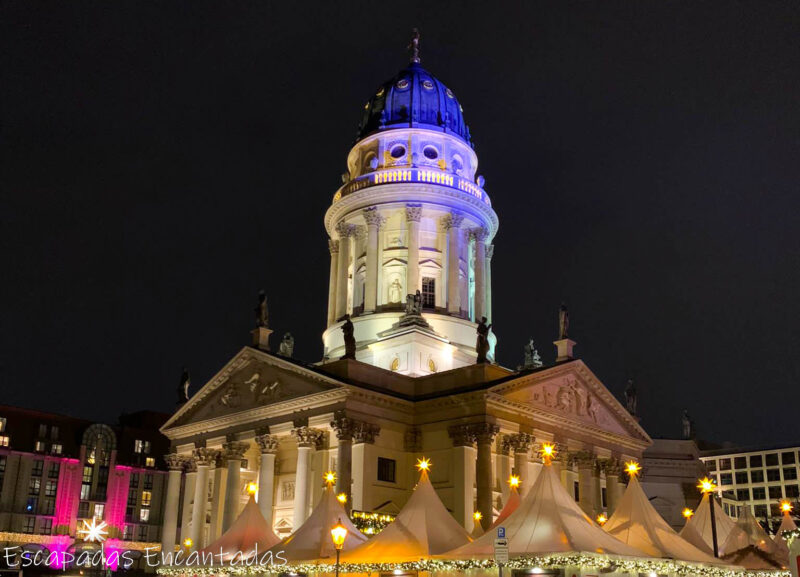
[489,484,520,530]
[273,483,366,561]
[602,475,720,563]
[340,465,471,563]
[444,461,645,559]
[679,493,742,554]
[719,506,785,569]
[199,494,282,561]
[772,511,798,563]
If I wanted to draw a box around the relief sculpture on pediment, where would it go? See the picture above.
[531,378,607,426]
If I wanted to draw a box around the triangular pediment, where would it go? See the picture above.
[162,347,344,433]
[383,257,407,267]
[489,360,650,444]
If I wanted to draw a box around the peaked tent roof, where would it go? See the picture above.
[773,513,798,561]
[272,484,366,561]
[720,506,785,569]
[444,463,645,559]
[602,476,720,563]
[679,493,742,554]
[341,468,471,563]
[489,486,521,530]
[199,495,282,561]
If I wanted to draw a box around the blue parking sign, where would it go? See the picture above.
[497,526,506,538]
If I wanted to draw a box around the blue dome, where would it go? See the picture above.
[356,62,472,146]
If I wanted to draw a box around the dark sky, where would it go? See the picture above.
[3,1,799,446]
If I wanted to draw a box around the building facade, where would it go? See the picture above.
[158,47,653,556]
[699,444,800,530]
[0,406,169,568]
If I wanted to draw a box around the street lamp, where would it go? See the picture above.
[698,477,718,557]
[331,517,348,577]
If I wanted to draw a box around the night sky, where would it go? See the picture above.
[3,1,799,446]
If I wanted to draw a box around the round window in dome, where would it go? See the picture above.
[390,145,406,159]
[445,88,455,99]
[423,146,438,160]
[396,78,409,89]
[422,80,434,90]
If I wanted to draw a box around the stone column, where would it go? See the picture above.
[327,239,339,326]
[160,454,184,555]
[189,449,216,549]
[448,424,477,532]
[331,413,355,512]
[443,212,464,315]
[405,204,422,296]
[508,433,533,494]
[486,244,494,323]
[576,452,597,516]
[221,442,249,532]
[179,461,196,546]
[363,207,382,313]
[472,228,488,320]
[335,222,353,321]
[291,427,324,528]
[498,437,512,502]
[474,423,499,531]
[255,434,279,526]
[209,458,225,540]
[351,421,380,511]
[604,460,623,515]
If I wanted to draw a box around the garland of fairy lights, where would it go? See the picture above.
[782,528,800,544]
[155,552,791,577]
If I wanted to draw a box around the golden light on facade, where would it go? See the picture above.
[330,518,348,550]
[625,461,641,477]
[324,471,337,486]
[682,508,694,519]
[416,457,431,472]
[337,493,348,504]
[509,475,521,489]
[697,477,717,494]
[780,500,793,514]
[596,513,608,526]
[78,518,108,543]
[246,482,258,495]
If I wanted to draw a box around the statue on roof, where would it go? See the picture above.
[178,367,190,404]
[341,315,356,359]
[558,303,569,339]
[254,290,269,328]
[279,332,294,358]
[408,28,421,63]
[523,338,543,369]
[624,379,637,416]
[476,316,492,363]
[682,409,695,439]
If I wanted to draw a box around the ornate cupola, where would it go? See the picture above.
[322,32,499,375]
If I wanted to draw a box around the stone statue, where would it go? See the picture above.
[476,316,492,363]
[178,367,190,404]
[682,409,694,439]
[624,379,637,416]
[558,303,569,339]
[279,332,294,357]
[405,290,422,316]
[523,338,543,369]
[389,278,402,304]
[254,290,269,328]
[408,28,421,63]
[341,315,356,359]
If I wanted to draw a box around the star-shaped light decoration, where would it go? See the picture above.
[539,443,556,464]
[509,475,520,489]
[697,477,716,494]
[682,508,694,519]
[246,482,258,495]
[473,511,483,522]
[780,500,793,514]
[324,471,336,486]
[337,493,347,504]
[416,457,431,472]
[625,461,641,477]
[78,518,108,543]
[596,513,608,526]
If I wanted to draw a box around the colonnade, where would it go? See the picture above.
[327,205,493,326]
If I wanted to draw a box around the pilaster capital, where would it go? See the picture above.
[448,424,476,447]
[164,454,185,471]
[499,435,513,456]
[508,432,534,453]
[472,423,500,445]
[255,434,280,454]
[352,421,380,444]
[328,238,339,255]
[404,427,422,452]
[353,225,367,240]
[222,441,249,463]
[470,227,489,242]
[191,448,218,467]
[405,204,423,223]
[440,211,465,231]
[600,458,623,476]
[363,206,384,228]
[291,426,325,449]
[335,221,356,239]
